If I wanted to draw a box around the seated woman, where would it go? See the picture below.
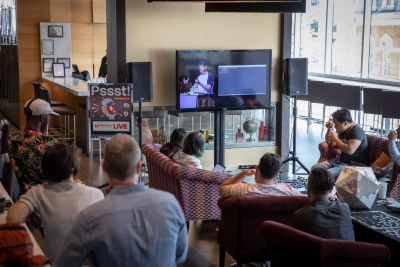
[7,143,104,261]
[173,132,204,169]
[160,128,187,158]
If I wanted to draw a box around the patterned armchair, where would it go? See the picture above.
[318,134,400,196]
[142,144,231,221]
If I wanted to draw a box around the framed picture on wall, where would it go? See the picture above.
[42,39,54,55]
[57,58,70,68]
[43,58,55,73]
[53,63,65,77]
[48,25,63,38]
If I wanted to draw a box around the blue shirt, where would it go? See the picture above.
[54,183,188,267]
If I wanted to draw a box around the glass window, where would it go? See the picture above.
[330,0,364,77]
[369,0,400,82]
[296,0,327,73]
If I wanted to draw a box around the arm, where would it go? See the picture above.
[7,202,31,224]
[197,82,212,91]
[219,169,255,198]
[329,132,361,155]
[389,141,400,165]
[175,206,188,264]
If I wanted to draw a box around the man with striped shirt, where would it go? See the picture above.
[219,153,302,198]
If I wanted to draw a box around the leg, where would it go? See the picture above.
[219,245,225,267]
[326,162,348,180]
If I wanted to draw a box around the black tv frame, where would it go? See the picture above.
[176,49,272,113]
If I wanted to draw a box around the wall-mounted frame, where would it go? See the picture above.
[53,63,65,77]
[43,58,55,73]
[48,25,63,38]
[57,58,70,69]
[42,39,54,55]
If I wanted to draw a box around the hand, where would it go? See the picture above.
[327,131,339,143]
[372,167,384,177]
[240,169,256,178]
[388,130,398,141]
[183,77,189,84]
[328,193,338,200]
[195,79,199,84]
[325,121,333,129]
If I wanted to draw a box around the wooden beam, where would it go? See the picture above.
[106,0,126,83]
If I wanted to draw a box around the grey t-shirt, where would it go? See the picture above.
[18,182,104,260]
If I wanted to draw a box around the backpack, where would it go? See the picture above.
[0,223,50,267]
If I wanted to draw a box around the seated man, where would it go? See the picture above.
[312,108,368,179]
[292,168,355,241]
[55,134,188,267]
[219,153,302,198]
[8,98,58,194]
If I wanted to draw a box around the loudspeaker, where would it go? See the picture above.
[127,62,153,102]
[284,58,308,96]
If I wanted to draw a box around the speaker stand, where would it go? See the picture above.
[281,96,310,176]
[136,98,147,183]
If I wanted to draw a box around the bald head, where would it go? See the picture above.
[103,134,141,181]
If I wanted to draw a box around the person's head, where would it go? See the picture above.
[102,134,142,183]
[199,60,208,74]
[170,128,187,147]
[397,126,400,137]
[256,153,281,182]
[183,132,204,158]
[331,108,353,134]
[24,98,58,133]
[307,167,335,200]
[42,143,78,183]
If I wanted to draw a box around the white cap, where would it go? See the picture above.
[24,98,59,116]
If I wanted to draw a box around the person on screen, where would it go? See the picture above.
[194,60,214,94]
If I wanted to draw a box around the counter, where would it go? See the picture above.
[42,75,89,96]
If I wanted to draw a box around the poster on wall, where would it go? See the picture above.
[89,83,134,139]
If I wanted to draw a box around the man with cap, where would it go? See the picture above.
[8,98,58,195]
[194,60,214,94]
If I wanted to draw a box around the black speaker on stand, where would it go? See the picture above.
[281,58,310,175]
[127,62,153,182]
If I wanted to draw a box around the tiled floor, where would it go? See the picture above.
[1,111,323,266]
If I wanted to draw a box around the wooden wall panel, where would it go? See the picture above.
[92,24,107,78]
[71,23,93,78]
[50,0,71,22]
[93,0,106,23]
[17,0,51,127]
[72,0,92,23]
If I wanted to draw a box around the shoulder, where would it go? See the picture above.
[333,200,351,213]
[351,125,366,137]
[293,204,313,218]
[76,183,103,197]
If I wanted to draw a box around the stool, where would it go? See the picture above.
[34,82,66,107]
[34,85,76,145]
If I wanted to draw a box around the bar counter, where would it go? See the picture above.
[41,75,90,152]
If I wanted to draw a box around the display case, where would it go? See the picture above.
[134,104,277,150]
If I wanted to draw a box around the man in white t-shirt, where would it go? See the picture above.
[194,60,214,94]
[219,153,302,198]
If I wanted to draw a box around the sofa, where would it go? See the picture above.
[318,134,400,196]
[261,220,391,267]
[217,195,311,266]
[142,143,231,221]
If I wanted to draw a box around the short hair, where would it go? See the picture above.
[199,60,207,66]
[183,132,204,158]
[308,168,335,195]
[104,134,141,180]
[331,108,353,123]
[170,128,187,146]
[42,143,78,182]
[258,153,281,179]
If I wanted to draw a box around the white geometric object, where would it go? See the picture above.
[336,166,379,209]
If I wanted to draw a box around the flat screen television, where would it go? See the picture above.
[176,49,272,112]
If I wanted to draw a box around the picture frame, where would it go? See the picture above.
[57,58,70,69]
[42,39,54,55]
[53,63,65,78]
[48,25,63,38]
[43,58,55,73]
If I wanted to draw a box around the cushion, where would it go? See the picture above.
[370,152,391,169]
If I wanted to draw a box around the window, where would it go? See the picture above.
[331,0,364,77]
[292,0,400,84]
[369,0,400,82]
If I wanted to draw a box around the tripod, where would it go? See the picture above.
[281,95,310,175]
